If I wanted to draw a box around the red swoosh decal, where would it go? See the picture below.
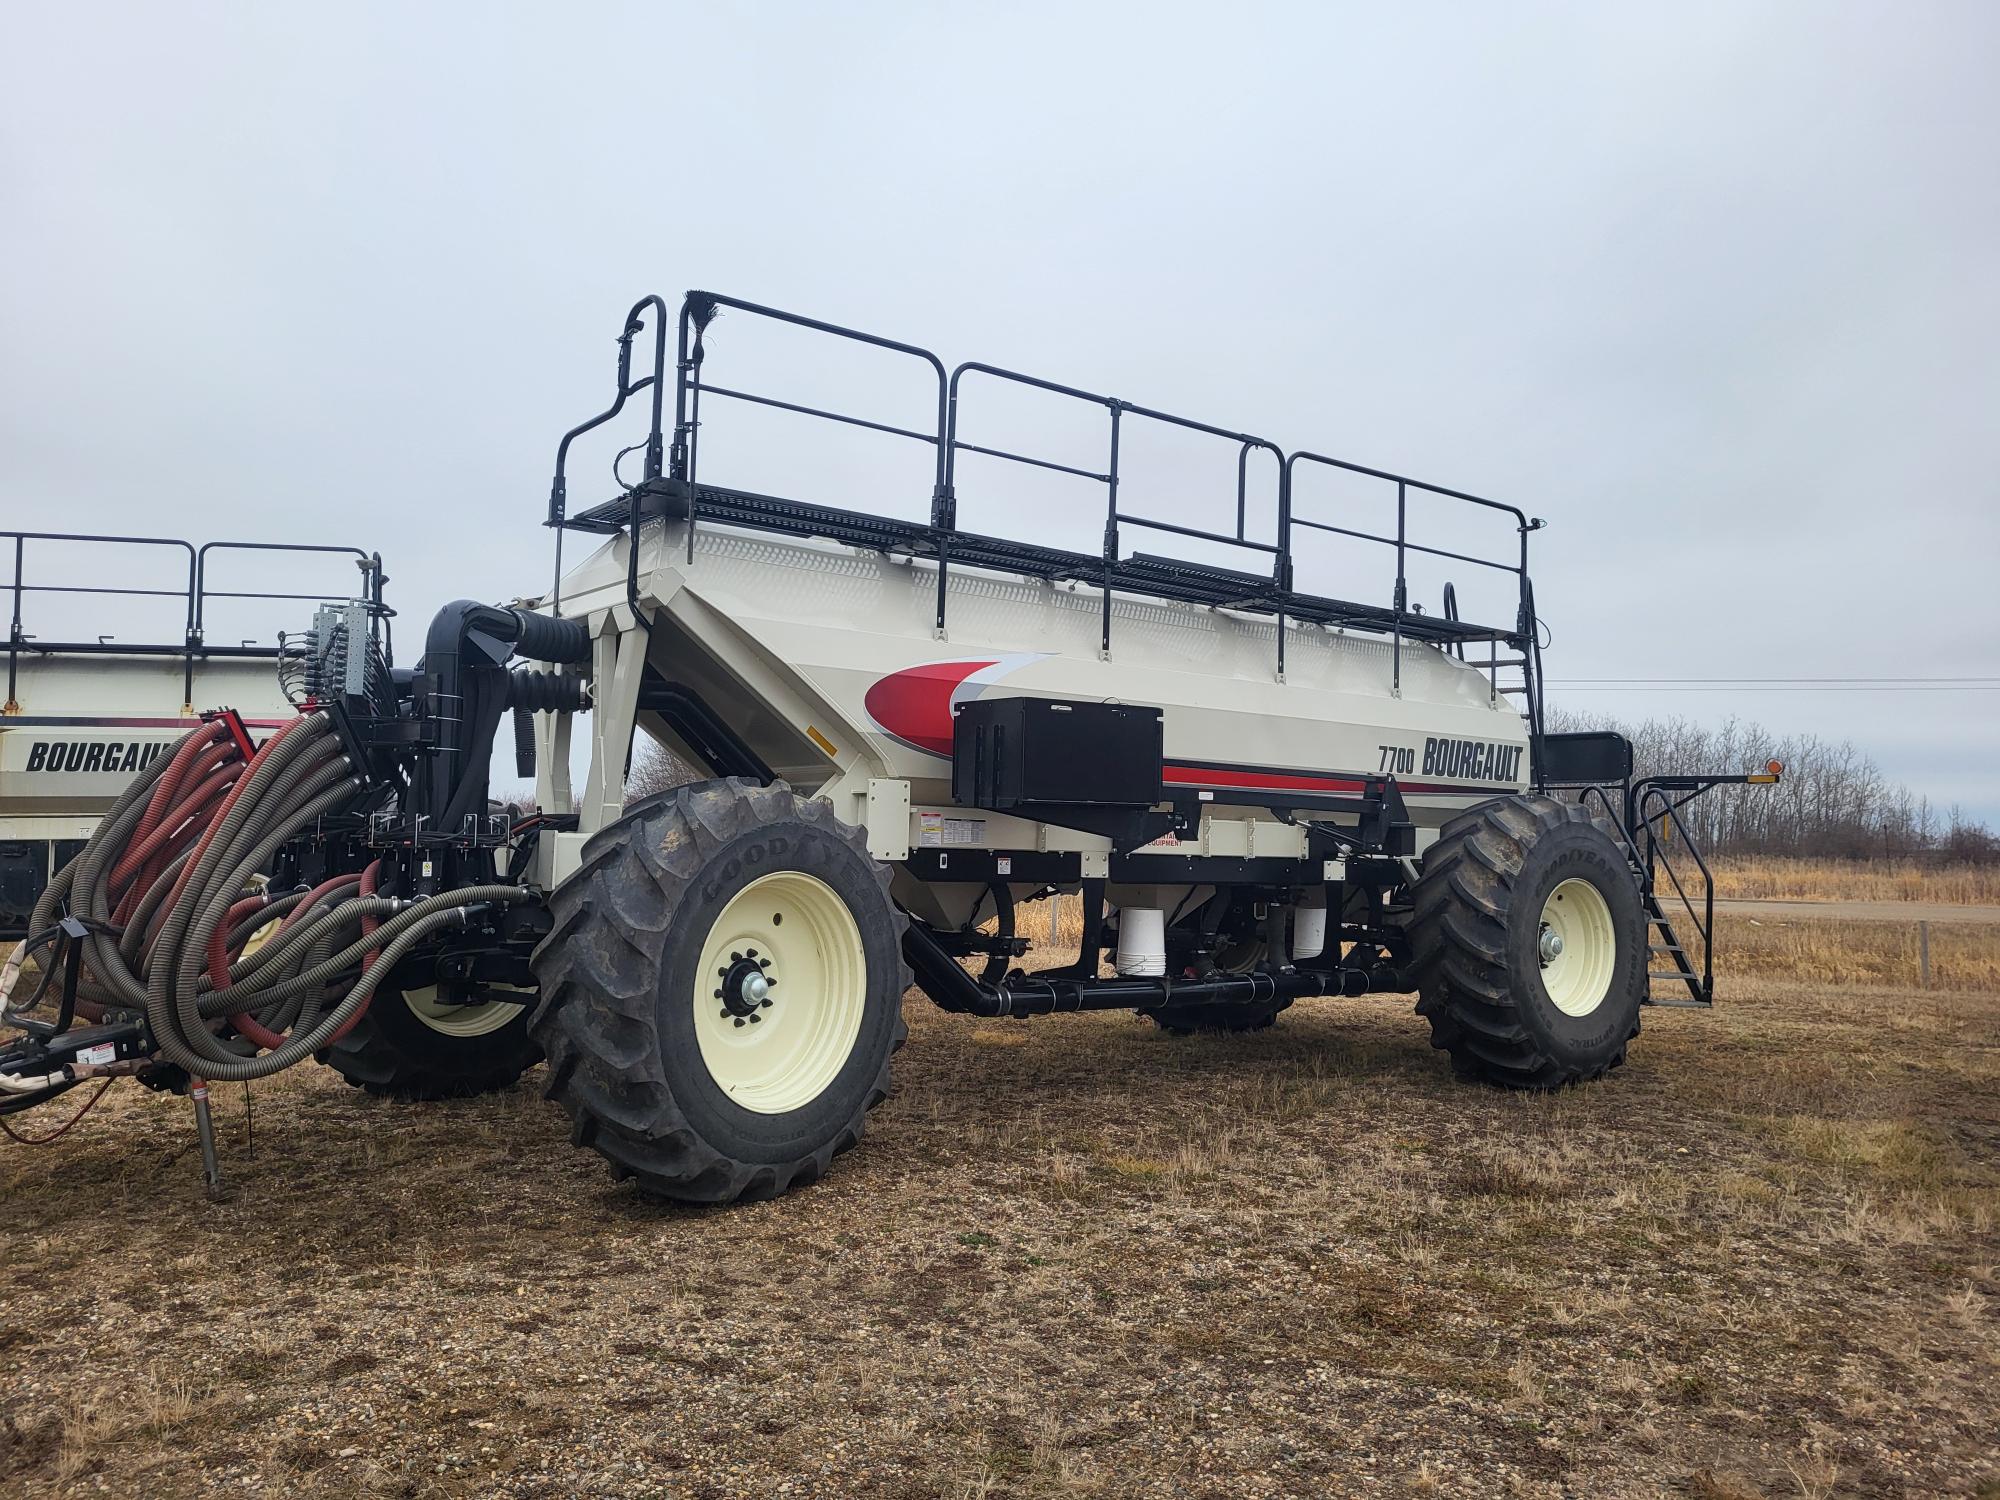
[864,660,998,757]
[1163,764,1513,797]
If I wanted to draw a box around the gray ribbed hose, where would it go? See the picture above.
[19,710,535,1085]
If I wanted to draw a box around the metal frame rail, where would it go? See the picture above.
[1570,767,1779,1007]
[4,532,388,714]
[1631,781,1715,1005]
[1622,772,1774,1007]
[544,290,1551,767]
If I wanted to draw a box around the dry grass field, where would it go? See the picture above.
[1711,857,2000,908]
[3,903,1997,1498]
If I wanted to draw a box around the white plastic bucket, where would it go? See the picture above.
[1293,890,1328,959]
[1115,907,1167,976]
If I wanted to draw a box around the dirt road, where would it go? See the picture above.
[1715,897,2000,925]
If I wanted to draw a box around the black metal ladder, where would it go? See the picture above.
[1632,781,1716,1008]
[1642,891,1711,1008]
[1580,777,1715,1008]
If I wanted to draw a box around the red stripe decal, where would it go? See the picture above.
[1164,764,1367,794]
[1163,764,1515,798]
[0,715,290,729]
[864,660,998,758]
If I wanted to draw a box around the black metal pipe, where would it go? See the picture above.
[903,921,1404,1018]
[551,295,669,528]
[703,383,938,446]
[6,534,21,709]
[1284,451,1531,527]
[953,439,1108,483]
[635,679,772,783]
[1289,518,1523,575]
[1114,512,1282,554]
[1101,405,1121,655]
[416,603,590,833]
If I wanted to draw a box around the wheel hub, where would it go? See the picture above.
[403,982,533,1038]
[691,869,870,1115]
[715,951,776,1024]
[1536,878,1617,1017]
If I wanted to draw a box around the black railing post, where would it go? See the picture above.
[5,534,22,711]
[182,544,203,710]
[1517,519,1547,787]
[936,369,962,637]
[1274,449,1292,680]
[1101,401,1123,657]
[1235,442,1252,543]
[1703,822,1715,999]
[640,300,669,485]
[1391,481,1407,696]
[932,370,956,531]
[674,297,709,568]
[670,301,695,483]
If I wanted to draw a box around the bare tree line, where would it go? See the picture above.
[1547,706,1997,863]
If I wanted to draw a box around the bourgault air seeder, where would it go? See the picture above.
[1,293,1778,1200]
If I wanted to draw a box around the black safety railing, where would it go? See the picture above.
[1544,746,1779,1007]
[943,359,1288,660]
[1280,452,1544,692]
[4,532,387,714]
[544,290,1548,752]
[1630,780,1717,1006]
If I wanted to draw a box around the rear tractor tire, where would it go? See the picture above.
[1407,795,1645,1089]
[318,980,541,1100]
[529,778,909,1203]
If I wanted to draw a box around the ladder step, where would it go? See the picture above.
[1642,997,1713,1009]
[1649,943,1687,955]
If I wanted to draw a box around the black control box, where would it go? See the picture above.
[951,697,1164,811]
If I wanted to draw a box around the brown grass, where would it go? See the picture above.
[1023,890,2000,993]
[3,914,1997,1497]
[1713,913,2000,991]
[1711,855,2000,906]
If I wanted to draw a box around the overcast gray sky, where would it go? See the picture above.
[6,3,1997,821]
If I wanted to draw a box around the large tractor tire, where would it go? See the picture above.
[529,778,909,1203]
[318,981,541,1100]
[1407,795,1644,1089]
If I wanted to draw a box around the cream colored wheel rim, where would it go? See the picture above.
[693,870,868,1115]
[1537,878,1617,1017]
[403,983,532,1039]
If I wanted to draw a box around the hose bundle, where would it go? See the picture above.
[2,712,530,1086]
